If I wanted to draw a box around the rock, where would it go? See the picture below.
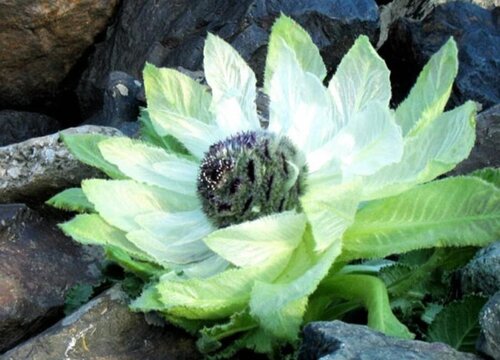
[0,204,103,353]
[0,125,123,204]
[77,0,380,118]
[0,286,200,360]
[84,71,143,134]
[477,291,500,359]
[0,110,60,147]
[299,321,481,360]
[0,0,119,114]
[380,2,500,109]
[451,104,500,175]
[460,241,500,296]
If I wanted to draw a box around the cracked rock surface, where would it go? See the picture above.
[0,286,200,360]
[0,125,122,204]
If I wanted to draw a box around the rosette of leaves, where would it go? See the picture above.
[48,15,500,358]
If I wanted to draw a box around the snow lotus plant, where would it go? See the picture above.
[49,15,499,358]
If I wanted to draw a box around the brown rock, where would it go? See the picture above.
[0,125,122,204]
[0,0,118,109]
[0,203,103,353]
[0,286,200,360]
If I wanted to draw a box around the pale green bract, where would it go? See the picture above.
[48,14,500,358]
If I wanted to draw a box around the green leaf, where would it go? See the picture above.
[61,133,125,179]
[204,211,306,267]
[162,313,208,336]
[206,328,277,359]
[46,188,94,213]
[64,283,95,315]
[421,303,444,325]
[379,263,416,294]
[427,296,488,352]
[197,309,258,353]
[362,101,476,200]
[81,179,198,232]
[143,63,218,159]
[130,283,165,311]
[105,246,163,279]
[120,274,144,299]
[98,137,198,195]
[264,14,326,93]
[328,35,392,127]
[317,274,414,339]
[470,167,500,188]
[249,229,342,341]
[139,109,190,156]
[342,176,500,261]
[59,214,154,262]
[396,38,458,136]
[204,33,260,135]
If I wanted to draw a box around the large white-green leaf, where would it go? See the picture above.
[127,209,214,265]
[156,255,291,320]
[143,63,218,159]
[98,137,198,195]
[362,101,476,200]
[81,179,198,232]
[204,33,260,135]
[126,229,212,266]
[135,209,213,243]
[268,40,335,154]
[301,180,361,251]
[60,214,153,262]
[328,35,391,128]
[204,211,306,268]
[264,15,326,93]
[181,254,229,279]
[342,176,500,261]
[311,102,403,179]
[249,230,341,340]
[396,38,458,136]
[61,133,125,179]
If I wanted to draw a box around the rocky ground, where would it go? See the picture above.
[0,0,498,359]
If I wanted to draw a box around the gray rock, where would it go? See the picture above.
[85,71,143,135]
[0,204,103,353]
[477,291,500,359]
[380,2,499,110]
[461,241,500,296]
[299,321,481,360]
[77,0,380,118]
[451,104,500,175]
[0,0,119,111]
[0,125,122,204]
[0,286,200,360]
[0,110,60,147]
